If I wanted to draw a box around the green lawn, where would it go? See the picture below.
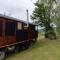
[6,35,60,60]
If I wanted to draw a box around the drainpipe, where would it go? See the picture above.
[26,9,29,27]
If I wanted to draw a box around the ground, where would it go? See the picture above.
[6,34,60,60]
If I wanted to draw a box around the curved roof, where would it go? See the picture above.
[0,14,35,25]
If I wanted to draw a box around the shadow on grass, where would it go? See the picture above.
[30,38,49,50]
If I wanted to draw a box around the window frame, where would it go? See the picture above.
[5,20,15,36]
[17,22,22,30]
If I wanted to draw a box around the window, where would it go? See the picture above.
[5,20,15,36]
[35,26,38,31]
[17,22,22,30]
[24,24,28,30]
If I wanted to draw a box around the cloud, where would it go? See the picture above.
[0,0,35,22]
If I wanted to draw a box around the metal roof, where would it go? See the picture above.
[0,14,35,25]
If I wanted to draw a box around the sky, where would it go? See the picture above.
[0,0,37,22]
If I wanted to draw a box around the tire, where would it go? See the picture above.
[22,42,29,50]
[15,46,21,52]
[32,39,37,43]
[0,50,5,60]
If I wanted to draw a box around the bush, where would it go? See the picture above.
[45,29,56,39]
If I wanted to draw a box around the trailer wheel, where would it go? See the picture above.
[22,42,29,50]
[32,38,37,43]
[0,50,5,60]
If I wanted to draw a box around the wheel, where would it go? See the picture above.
[32,38,37,43]
[22,42,29,50]
[15,46,21,52]
[0,50,5,60]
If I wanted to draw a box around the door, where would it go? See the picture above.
[16,22,28,42]
[5,20,16,45]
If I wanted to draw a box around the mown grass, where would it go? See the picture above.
[6,34,60,60]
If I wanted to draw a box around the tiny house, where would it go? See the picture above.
[0,14,38,60]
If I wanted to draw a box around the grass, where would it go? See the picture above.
[6,34,60,60]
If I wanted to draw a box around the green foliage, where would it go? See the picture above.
[56,28,60,35]
[6,36,60,60]
[31,0,57,39]
[31,3,50,26]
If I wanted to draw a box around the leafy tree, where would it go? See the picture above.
[47,0,60,35]
[31,0,56,39]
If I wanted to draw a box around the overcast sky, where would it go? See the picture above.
[0,0,37,22]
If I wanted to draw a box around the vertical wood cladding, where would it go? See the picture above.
[0,16,38,48]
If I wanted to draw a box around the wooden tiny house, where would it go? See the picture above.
[0,14,38,60]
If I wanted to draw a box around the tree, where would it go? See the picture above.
[31,0,56,39]
[47,0,60,35]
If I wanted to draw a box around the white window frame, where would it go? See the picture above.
[17,22,22,30]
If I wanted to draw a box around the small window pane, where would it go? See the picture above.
[17,22,22,30]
